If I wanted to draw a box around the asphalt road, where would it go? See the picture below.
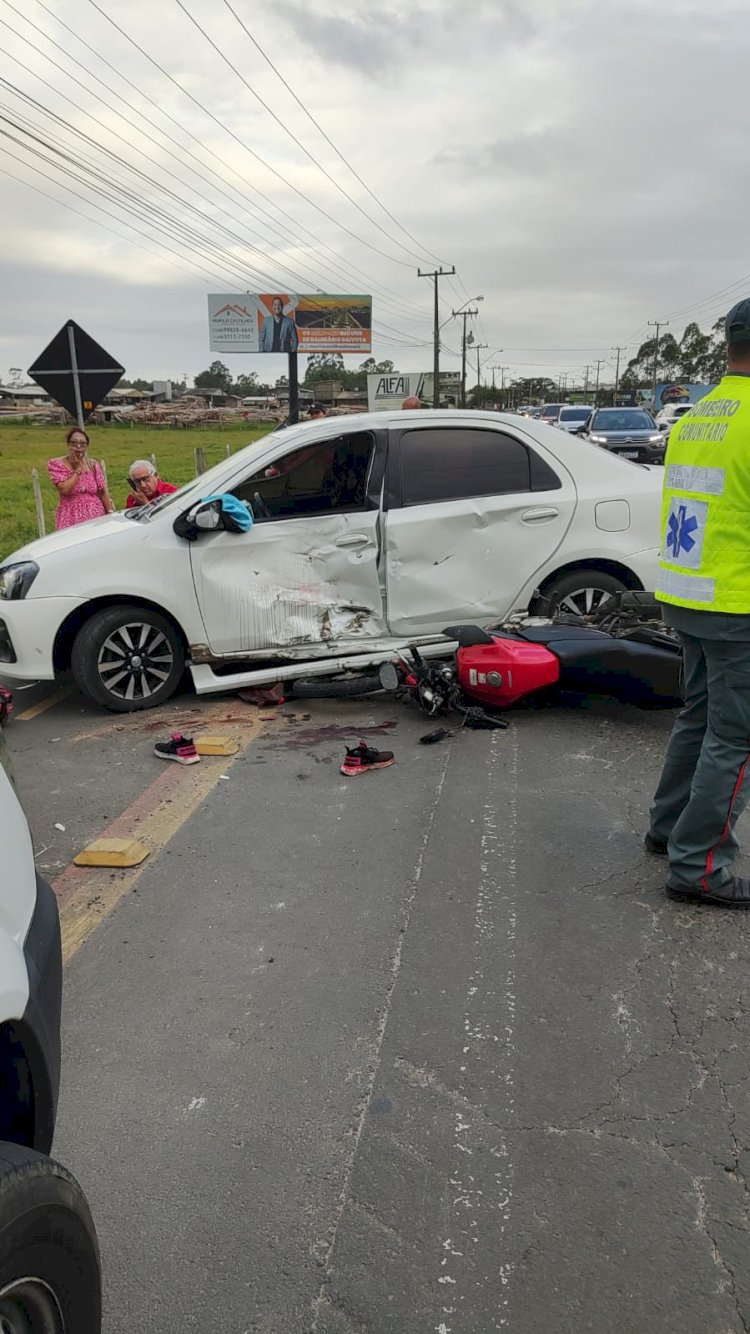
[7,678,750,1333]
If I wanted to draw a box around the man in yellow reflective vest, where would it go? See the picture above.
[647,301,750,905]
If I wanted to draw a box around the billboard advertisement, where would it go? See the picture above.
[367,371,461,411]
[653,382,715,413]
[208,294,372,354]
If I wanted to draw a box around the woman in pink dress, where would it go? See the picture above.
[47,427,115,530]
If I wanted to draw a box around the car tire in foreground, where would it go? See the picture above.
[0,1143,101,1333]
[291,674,383,699]
[539,570,629,617]
[71,604,185,712]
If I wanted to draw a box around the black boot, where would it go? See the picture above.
[667,877,750,907]
[645,832,668,855]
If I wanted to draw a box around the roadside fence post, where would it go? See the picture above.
[31,469,46,537]
[194,446,206,476]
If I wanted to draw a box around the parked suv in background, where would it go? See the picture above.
[539,403,564,426]
[655,402,695,438]
[580,407,666,463]
[556,405,594,434]
[0,699,101,1331]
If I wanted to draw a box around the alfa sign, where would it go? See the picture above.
[367,371,460,411]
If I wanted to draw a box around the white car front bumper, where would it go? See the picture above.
[0,596,85,682]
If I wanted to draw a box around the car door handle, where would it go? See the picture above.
[335,533,370,549]
[521,507,560,523]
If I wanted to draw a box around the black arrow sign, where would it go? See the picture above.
[28,320,124,425]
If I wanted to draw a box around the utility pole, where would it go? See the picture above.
[612,346,626,405]
[648,320,669,412]
[593,358,605,408]
[489,360,504,402]
[454,307,478,408]
[474,343,489,405]
[419,265,455,409]
[583,364,591,396]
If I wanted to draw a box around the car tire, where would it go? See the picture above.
[291,674,383,699]
[71,604,185,712]
[0,1142,101,1333]
[538,570,630,617]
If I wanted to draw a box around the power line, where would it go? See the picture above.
[21,0,414,310]
[219,0,448,269]
[0,160,215,285]
[0,89,330,293]
[661,274,750,324]
[0,142,241,287]
[174,0,435,267]
[78,0,431,288]
[0,123,257,289]
[1,4,427,322]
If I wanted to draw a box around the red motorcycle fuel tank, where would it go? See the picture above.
[457,637,560,707]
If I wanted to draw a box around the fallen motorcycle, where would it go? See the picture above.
[448,593,682,711]
[290,593,683,715]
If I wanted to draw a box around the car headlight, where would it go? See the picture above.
[648,434,664,443]
[589,434,608,444]
[0,561,39,600]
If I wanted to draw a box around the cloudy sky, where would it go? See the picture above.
[1,0,747,389]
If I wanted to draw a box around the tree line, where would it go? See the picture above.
[183,354,397,398]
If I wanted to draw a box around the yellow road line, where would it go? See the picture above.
[54,711,266,962]
[16,686,73,721]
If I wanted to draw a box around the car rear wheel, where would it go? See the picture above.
[538,571,629,617]
[71,605,185,712]
[0,1144,101,1333]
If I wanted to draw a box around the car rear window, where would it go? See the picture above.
[396,427,559,505]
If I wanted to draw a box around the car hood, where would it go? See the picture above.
[3,512,138,566]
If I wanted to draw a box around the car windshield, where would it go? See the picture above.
[540,406,560,418]
[560,408,590,422]
[592,410,654,431]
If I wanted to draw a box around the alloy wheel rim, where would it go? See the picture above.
[97,621,174,701]
[558,587,614,616]
[0,1277,64,1333]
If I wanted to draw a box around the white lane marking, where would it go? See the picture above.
[438,730,517,1333]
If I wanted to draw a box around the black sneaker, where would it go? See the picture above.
[341,741,395,777]
[667,876,750,908]
[644,832,668,855]
[154,732,200,765]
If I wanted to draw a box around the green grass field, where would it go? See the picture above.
[0,420,273,561]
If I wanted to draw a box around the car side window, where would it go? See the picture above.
[396,427,559,506]
[232,431,375,520]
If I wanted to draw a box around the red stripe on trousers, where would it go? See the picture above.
[701,753,750,892]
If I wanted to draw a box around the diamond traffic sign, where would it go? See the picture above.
[28,320,124,425]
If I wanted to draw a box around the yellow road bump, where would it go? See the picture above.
[195,735,240,756]
[54,710,266,962]
[73,837,150,868]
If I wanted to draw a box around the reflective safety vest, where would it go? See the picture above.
[657,375,750,612]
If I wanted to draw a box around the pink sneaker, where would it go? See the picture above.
[154,732,200,765]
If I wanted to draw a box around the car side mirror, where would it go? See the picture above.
[173,494,253,541]
[173,499,223,541]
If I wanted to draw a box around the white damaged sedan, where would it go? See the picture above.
[0,410,664,711]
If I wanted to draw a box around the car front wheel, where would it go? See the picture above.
[71,604,185,712]
[538,570,629,617]
[0,1144,101,1333]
